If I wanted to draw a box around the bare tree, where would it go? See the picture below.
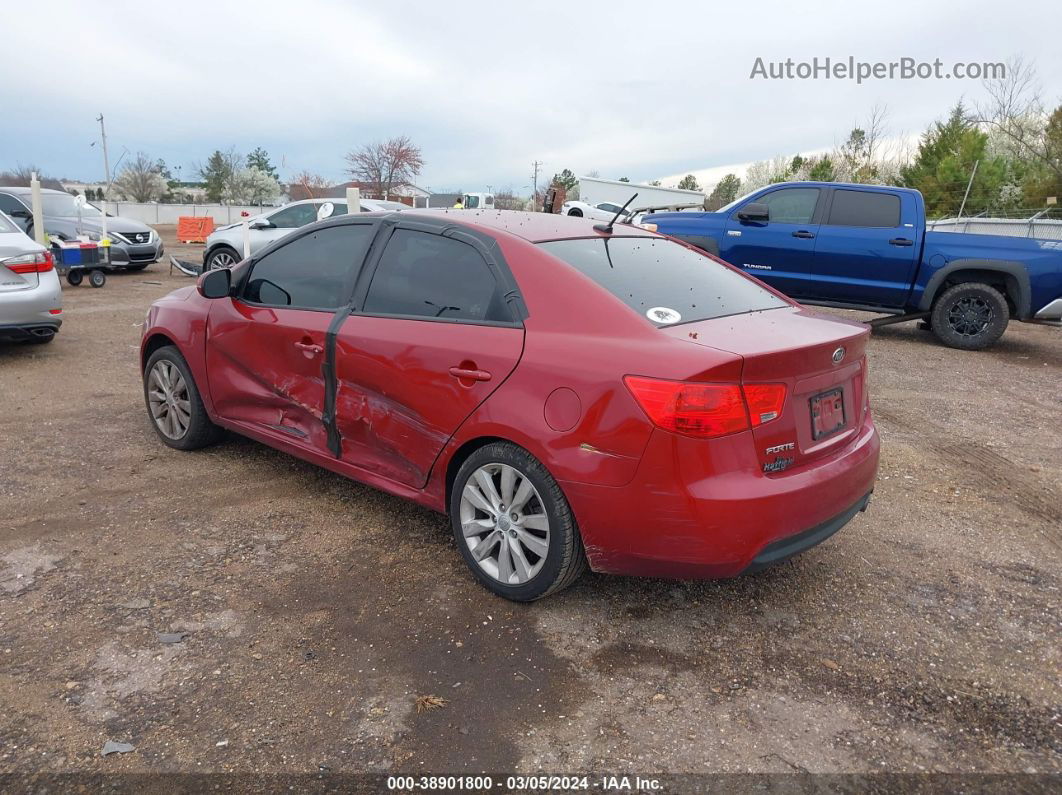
[0,164,64,190]
[345,136,424,199]
[114,151,167,202]
[289,170,332,199]
[973,56,1061,180]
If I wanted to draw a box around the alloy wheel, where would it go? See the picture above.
[459,463,550,585]
[211,250,236,268]
[947,296,993,338]
[147,359,191,440]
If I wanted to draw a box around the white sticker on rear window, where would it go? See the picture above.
[647,307,681,324]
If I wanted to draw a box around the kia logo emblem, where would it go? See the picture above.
[832,347,846,364]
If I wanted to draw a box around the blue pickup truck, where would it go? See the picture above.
[645,182,1062,350]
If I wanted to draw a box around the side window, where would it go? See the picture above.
[362,229,511,323]
[243,224,374,309]
[598,203,620,214]
[0,193,28,217]
[267,203,319,229]
[754,188,820,224]
[827,190,901,228]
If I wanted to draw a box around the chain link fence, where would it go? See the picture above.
[927,209,1062,240]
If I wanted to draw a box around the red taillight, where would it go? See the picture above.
[624,376,787,439]
[742,383,787,427]
[624,376,749,438]
[5,251,54,274]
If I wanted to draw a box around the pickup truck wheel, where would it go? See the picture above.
[930,282,1008,351]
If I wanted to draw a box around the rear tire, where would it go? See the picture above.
[930,282,1008,350]
[143,346,222,451]
[450,442,587,601]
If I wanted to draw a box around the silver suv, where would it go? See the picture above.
[203,198,408,269]
[0,187,163,271]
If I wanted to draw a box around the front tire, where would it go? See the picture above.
[143,346,222,450]
[450,443,587,601]
[205,246,240,271]
[566,208,583,218]
[931,282,1009,350]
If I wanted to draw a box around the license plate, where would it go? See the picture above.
[810,388,846,440]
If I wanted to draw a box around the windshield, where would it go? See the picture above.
[465,196,480,208]
[716,189,759,214]
[538,236,787,326]
[40,193,102,217]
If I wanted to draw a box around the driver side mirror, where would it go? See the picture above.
[198,267,232,299]
[737,202,770,222]
[248,218,272,230]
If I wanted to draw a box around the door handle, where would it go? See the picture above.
[449,366,492,382]
[889,238,914,246]
[792,230,815,239]
[294,341,324,355]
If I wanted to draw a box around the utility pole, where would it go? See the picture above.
[531,160,543,212]
[96,114,110,243]
[957,159,979,220]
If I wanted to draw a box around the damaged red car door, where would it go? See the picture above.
[205,223,376,451]
[333,227,523,487]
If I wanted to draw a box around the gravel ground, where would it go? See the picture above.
[0,226,1059,785]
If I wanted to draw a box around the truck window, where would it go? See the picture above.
[755,188,819,224]
[827,190,900,228]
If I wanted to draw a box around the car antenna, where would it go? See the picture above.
[593,193,638,234]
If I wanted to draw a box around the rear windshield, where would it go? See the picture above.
[538,236,787,326]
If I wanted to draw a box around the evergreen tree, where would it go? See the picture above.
[247,147,279,180]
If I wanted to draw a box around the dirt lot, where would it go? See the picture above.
[1,226,1059,785]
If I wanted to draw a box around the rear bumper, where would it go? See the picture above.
[0,270,62,332]
[561,416,880,578]
[0,321,61,342]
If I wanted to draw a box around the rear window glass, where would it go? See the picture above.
[0,212,18,234]
[538,237,787,326]
[827,190,901,228]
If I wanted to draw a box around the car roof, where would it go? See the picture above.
[0,186,68,196]
[402,209,658,243]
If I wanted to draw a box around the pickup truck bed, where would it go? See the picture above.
[646,182,1062,350]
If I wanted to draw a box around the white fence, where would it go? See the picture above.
[101,201,276,225]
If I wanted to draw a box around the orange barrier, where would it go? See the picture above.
[176,216,216,243]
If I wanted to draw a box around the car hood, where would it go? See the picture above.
[214,212,268,232]
[47,215,153,235]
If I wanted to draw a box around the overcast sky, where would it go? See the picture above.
[2,0,1059,193]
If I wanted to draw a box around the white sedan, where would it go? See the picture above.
[560,200,633,221]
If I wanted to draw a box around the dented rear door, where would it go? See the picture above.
[332,317,522,487]
[333,226,524,489]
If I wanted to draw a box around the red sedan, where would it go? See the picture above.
[140,210,879,601]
